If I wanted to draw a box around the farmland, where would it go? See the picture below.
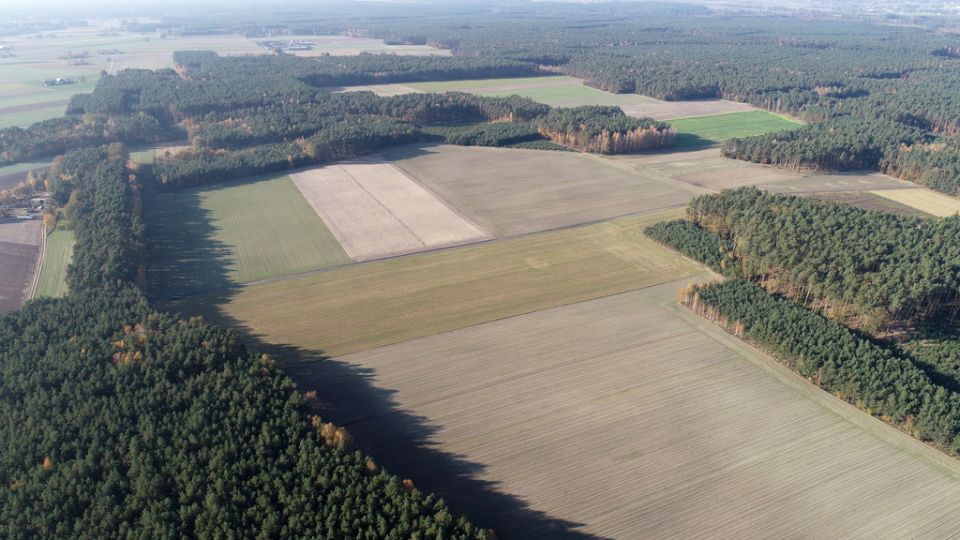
[289,161,490,261]
[0,219,41,313]
[184,210,701,357]
[403,76,759,120]
[670,111,803,148]
[33,228,74,299]
[870,188,960,217]
[0,159,48,189]
[386,145,701,236]
[265,35,449,57]
[146,173,349,298]
[288,280,960,538]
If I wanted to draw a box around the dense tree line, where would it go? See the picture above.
[644,220,734,272]
[683,279,960,454]
[537,106,675,154]
[0,286,483,538]
[0,114,173,165]
[883,136,960,195]
[654,188,960,328]
[152,118,420,189]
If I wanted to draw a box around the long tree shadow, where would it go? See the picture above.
[258,340,610,540]
[144,167,608,539]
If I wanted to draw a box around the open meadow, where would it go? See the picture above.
[286,279,960,538]
[870,188,960,217]
[290,161,490,261]
[386,145,702,236]
[146,173,349,298]
[670,111,803,148]
[183,210,701,357]
[33,228,74,299]
[0,219,42,313]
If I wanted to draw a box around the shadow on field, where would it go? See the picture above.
[671,133,717,151]
[144,184,235,303]
[145,144,608,538]
[266,341,608,540]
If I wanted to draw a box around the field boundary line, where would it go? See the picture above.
[671,301,960,480]
[323,272,710,360]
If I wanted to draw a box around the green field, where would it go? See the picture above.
[184,210,701,356]
[146,173,350,298]
[670,111,803,148]
[33,228,75,299]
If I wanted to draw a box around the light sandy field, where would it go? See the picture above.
[266,35,450,57]
[287,280,960,538]
[290,161,491,261]
[187,210,699,356]
[335,84,421,96]
[870,188,960,217]
[0,219,42,313]
[386,145,701,236]
[405,76,759,120]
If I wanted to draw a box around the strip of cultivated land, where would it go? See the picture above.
[0,219,42,313]
[870,188,960,217]
[146,173,350,299]
[670,111,803,148]
[402,76,759,120]
[289,161,491,261]
[182,210,701,357]
[33,228,75,299]
[287,279,960,538]
[386,145,701,236]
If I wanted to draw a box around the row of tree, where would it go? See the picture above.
[683,279,960,454]
[652,188,960,328]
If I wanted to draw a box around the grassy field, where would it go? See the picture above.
[386,144,701,236]
[287,280,960,537]
[870,188,960,217]
[184,210,701,357]
[146,173,350,299]
[33,228,75,299]
[0,27,260,128]
[670,111,803,147]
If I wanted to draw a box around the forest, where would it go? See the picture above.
[652,187,960,328]
[0,143,484,536]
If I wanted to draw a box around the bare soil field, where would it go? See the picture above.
[870,188,960,217]
[187,210,699,357]
[335,84,421,96]
[272,35,450,57]
[804,191,932,217]
[386,145,700,236]
[288,280,960,538]
[620,99,757,120]
[0,219,42,313]
[290,160,491,261]
[405,76,759,120]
